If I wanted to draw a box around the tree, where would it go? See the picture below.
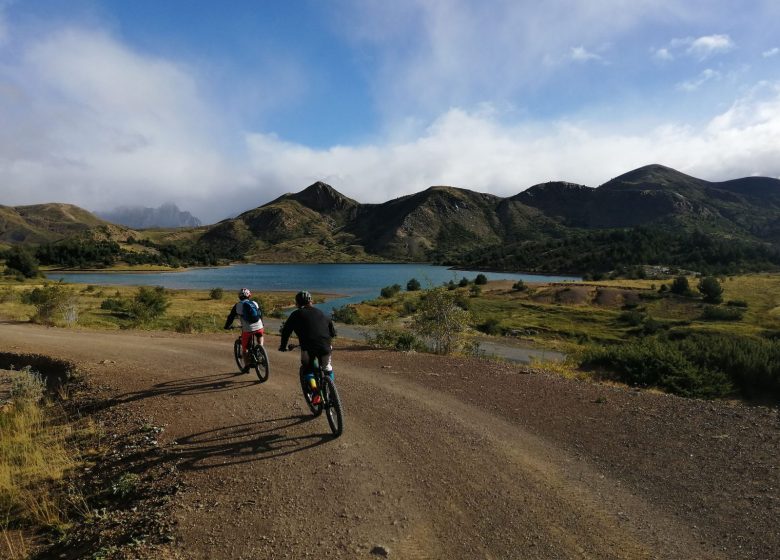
[512,280,526,291]
[697,276,724,303]
[412,288,471,354]
[406,278,421,291]
[4,246,39,278]
[474,273,488,285]
[670,276,691,295]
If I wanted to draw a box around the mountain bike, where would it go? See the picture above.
[288,344,343,437]
[233,330,269,382]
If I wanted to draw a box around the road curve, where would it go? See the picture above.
[1,322,777,559]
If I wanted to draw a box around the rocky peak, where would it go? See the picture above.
[288,182,359,214]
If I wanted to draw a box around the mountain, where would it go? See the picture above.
[97,203,202,229]
[0,203,130,246]
[4,165,780,274]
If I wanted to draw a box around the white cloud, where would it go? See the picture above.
[677,68,721,91]
[571,46,602,63]
[241,84,780,205]
[763,47,779,58]
[653,47,674,61]
[686,34,734,60]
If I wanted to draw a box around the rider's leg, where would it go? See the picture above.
[255,329,265,347]
[241,331,252,366]
[300,350,317,390]
[320,350,334,381]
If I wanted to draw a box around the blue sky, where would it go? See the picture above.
[1,0,779,223]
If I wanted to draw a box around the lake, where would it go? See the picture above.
[50,263,578,315]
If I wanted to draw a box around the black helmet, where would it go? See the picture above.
[295,290,312,307]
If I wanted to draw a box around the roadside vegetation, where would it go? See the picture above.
[0,367,90,558]
[0,276,299,333]
[340,273,780,402]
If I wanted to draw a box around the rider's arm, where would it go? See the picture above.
[279,310,297,348]
[329,319,337,338]
[223,305,238,330]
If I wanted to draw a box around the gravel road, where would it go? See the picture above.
[1,322,778,559]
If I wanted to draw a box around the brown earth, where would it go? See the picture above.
[1,322,778,559]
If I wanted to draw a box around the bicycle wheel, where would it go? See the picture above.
[233,339,245,373]
[252,345,270,383]
[323,376,343,437]
[299,370,323,417]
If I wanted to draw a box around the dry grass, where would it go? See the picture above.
[0,370,83,554]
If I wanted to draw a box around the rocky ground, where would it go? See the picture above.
[1,322,778,559]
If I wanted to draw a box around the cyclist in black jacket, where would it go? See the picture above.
[279,290,336,405]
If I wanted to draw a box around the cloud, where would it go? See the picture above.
[687,34,734,59]
[241,83,780,205]
[677,68,721,91]
[570,46,603,63]
[763,47,779,58]
[653,47,674,61]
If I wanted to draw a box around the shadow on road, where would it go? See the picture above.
[113,415,333,473]
[95,372,258,411]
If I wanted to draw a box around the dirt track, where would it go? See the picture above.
[2,322,779,559]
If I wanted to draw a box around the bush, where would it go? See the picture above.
[618,310,646,327]
[209,287,224,300]
[380,284,402,298]
[4,246,39,278]
[474,273,488,285]
[697,276,723,303]
[458,277,469,287]
[477,317,502,335]
[406,278,421,291]
[701,305,744,321]
[21,283,73,325]
[670,276,691,296]
[128,286,170,324]
[469,285,482,297]
[412,288,471,354]
[332,305,359,324]
[365,327,425,352]
[726,300,748,308]
[581,339,733,398]
[511,280,526,292]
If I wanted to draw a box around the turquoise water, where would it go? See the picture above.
[50,263,578,315]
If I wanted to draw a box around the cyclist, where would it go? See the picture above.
[278,290,336,405]
[224,288,264,370]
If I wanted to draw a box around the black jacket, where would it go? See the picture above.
[280,306,336,354]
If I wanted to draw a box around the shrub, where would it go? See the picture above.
[618,310,645,327]
[474,273,488,285]
[412,288,471,354]
[4,246,40,278]
[458,277,469,287]
[128,286,170,324]
[477,317,502,335]
[209,287,224,300]
[469,285,482,297]
[332,305,359,324]
[697,276,723,303]
[173,315,199,333]
[701,305,744,321]
[511,280,526,292]
[365,326,425,352]
[670,276,691,295]
[581,339,733,398]
[726,300,748,308]
[380,284,402,298]
[406,278,421,291]
[21,283,73,325]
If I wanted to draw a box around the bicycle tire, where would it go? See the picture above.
[300,370,323,417]
[323,376,343,437]
[252,345,270,383]
[233,339,244,373]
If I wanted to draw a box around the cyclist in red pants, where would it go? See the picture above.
[224,288,264,370]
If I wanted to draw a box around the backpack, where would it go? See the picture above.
[242,300,261,323]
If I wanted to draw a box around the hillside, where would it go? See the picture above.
[4,165,780,273]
